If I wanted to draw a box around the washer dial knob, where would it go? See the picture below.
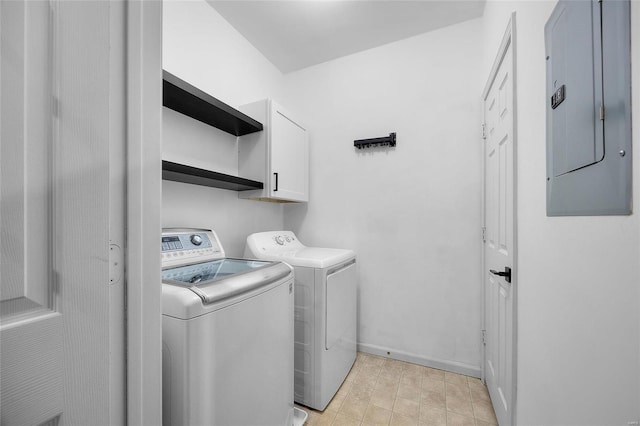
[275,236,285,245]
[190,234,203,246]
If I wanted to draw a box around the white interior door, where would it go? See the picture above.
[482,16,516,426]
[1,1,125,424]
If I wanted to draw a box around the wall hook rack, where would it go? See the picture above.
[354,132,396,149]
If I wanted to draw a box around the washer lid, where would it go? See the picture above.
[163,258,290,305]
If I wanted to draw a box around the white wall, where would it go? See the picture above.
[162,0,286,256]
[482,2,640,424]
[282,19,484,375]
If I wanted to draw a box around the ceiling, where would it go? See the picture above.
[207,1,486,74]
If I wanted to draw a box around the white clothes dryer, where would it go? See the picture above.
[245,231,357,411]
[161,228,303,426]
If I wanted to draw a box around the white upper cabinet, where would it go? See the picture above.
[238,99,309,202]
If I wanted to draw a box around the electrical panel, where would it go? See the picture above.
[545,0,631,216]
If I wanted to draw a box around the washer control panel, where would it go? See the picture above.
[161,228,224,269]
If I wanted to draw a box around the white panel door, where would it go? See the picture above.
[1,2,125,425]
[270,102,309,202]
[483,24,515,426]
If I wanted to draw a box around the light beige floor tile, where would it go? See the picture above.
[325,394,345,412]
[306,408,337,426]
[347,366,359,378]
[347,354,498,426]
[445,411,475,426]
[445,382,470,401]
[469,385,491,404]
[378,373,402,387]
[370,390,396,411]
[390,412,419,426]
[355,355,368,365]
[393,397,420,420]
[444,372,468,386]
[467,377,483,389]
[472,399,498,424]
[339,395,369,421]
[332,412,362,426]
[400,373,422,388]
[422,377,445,395]
[445,395,474,418]
[362,354,387,368]
[354,372,379,388]
[399,361,417,371]
[350,383,375,402]
[334,384,351,402]
[384,358,407,369]
[363,404,393,425]
[397,383,421,403]
[476,419,498,426]
[422,367,438,375]
[373,382,398,398]
[420,390,446,410]
[426,369,445,380]
[375,377,399,393]
[343,375,357,388]
[361,363,383,377]
[403,363,425,376]
[380,366,404,380]
[351,363,366,375]
[358,352,375,361]
[418,405,447,426]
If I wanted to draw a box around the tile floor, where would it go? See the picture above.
[297,352,497,426]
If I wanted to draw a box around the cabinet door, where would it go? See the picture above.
[270,103,309,202]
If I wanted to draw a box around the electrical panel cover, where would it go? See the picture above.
[545,0,631,216]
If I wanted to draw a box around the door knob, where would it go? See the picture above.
[489,266,511,283]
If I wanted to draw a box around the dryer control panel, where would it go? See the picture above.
[162,228,224,269]
[246,230,305,254]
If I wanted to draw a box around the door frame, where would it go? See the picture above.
[125,0,163,424]
[481,12,518,426]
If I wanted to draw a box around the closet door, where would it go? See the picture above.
[0,2,125,424]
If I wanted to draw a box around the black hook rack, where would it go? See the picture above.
[354,132,396,150]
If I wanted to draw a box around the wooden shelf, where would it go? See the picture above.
[162,161,263,191]
[163,70,263,136]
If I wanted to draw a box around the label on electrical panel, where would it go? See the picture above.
[551,84,566,109]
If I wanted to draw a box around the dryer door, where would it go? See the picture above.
[325,260,357,350]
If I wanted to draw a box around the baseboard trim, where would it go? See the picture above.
[357,343,481,378]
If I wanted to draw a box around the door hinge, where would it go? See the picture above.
[109,244,123,285]
[599,105,605,121]
[481,123,487,139]
[482,227,486,243]
[482,330,487,346]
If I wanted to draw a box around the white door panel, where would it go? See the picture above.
[1,1,125,424]
[483,18,516,426]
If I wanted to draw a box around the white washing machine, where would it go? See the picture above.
[161,228,303,426]
[245,231,357,411]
